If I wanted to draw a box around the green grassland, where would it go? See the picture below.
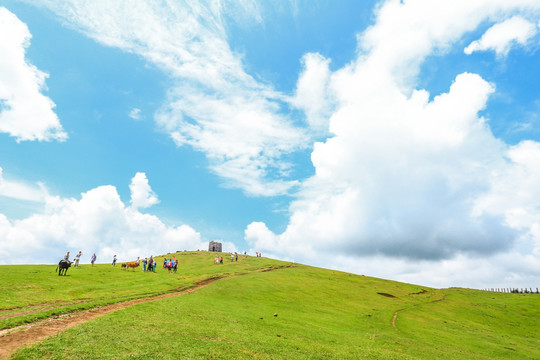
[2,251,539,359]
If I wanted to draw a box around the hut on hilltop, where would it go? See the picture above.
[208,241,222,252]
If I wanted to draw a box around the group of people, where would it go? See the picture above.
[62,251,97,267]
[163,257,178,273]
[63,250,257,270]
[142,256,157,272]
[215,252,244,264]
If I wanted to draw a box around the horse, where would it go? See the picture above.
[56,260,71,276]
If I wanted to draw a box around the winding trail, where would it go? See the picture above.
[391,294,447,330]
[0,275,224,359]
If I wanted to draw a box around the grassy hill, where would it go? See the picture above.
[1,251,538,359]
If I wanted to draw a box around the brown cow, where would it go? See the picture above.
[126,261,139,271]
[120,263,127,270]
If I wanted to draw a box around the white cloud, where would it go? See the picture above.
[128,108,141,120]
[0,171,207,265]
[0,167,48,202]
[291,53,334,136]
[37,0,309,196]
[0,7,67,142]
[129,172,159,209]
[156,86,306,196]
[246,0,540,288]
[465,16,538,56]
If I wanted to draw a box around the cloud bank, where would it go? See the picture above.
[245,0,540,288]
[0,172,207,265]
[0,7,67,142]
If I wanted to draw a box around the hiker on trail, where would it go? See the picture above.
[220,256,223,264]
[91,253,96,266]
[235,252,238,262]
[74,251,82,267]
[143,258,147,272]
[112,255,117,266]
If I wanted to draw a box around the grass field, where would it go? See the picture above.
[1,251,538,359]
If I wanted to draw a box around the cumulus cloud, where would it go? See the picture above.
[464,16,538,56]
[291,53,334,136]
[0,171,207,265]
[37,0,308,196]
[246,0,540,288]
[129,172,159,209]
[0,7,67,142]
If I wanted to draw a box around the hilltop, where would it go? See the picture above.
[0,251,538,359]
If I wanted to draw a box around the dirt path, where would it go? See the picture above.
[391,294,447,330]
[0,276,221,359]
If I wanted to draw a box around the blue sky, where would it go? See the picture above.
[1,0,539,289]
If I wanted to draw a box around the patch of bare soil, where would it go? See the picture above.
[0,276,221,359]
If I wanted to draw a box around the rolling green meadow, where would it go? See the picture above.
[1,251,538,359]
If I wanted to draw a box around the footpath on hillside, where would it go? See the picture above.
[0,265,290,360]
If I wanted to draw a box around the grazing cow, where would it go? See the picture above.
[126,261,140,271]
[121,263,127,270]
[56,260,71,276]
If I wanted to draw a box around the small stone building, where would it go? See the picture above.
[208,241,222,252]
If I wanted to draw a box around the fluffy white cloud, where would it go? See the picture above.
[0,7,67,142]
[37,0,308,196]
[465,16,538,56]
[0,172,207,265]
[291,53,334,136]
[246,0,540,288]
[129,172,159,209]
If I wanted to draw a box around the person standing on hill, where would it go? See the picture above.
[73,251,82,267]
[90,253,96,266]
[112,255,117,266]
